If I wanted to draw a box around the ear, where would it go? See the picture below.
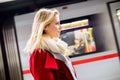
[44,25,48,31]
[44,23,51,31]
[43,26,48,34]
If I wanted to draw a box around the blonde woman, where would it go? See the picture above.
[24,8,77,80]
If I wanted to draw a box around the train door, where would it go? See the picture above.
[14,13,35,80]
[1,17,23,80]
[108,1,120,56]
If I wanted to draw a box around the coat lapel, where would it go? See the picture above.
[44,51,58,70]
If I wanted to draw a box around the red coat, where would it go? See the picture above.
[29,49,76,80]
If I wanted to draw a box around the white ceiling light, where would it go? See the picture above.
[0,0,14,3]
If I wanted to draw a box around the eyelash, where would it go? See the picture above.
[56,22,60,25]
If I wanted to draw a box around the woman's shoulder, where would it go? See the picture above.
[30,49,58,69]
[30,49,51,57]
[30,49,56,62]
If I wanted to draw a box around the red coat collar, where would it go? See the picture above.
[44,50,58,70]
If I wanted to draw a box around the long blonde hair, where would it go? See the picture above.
[24,8,59,53]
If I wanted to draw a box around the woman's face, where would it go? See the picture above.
[44,15,61,38]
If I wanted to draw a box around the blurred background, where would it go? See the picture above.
[0,0,120,80]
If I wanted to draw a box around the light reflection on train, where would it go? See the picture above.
[14,0,120,80]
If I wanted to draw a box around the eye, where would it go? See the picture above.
[56,22,60,25]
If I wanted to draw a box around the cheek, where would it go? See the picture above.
[50,26,57,31]
[48,23,60,32]
[52,25,59,30]
[55,26,59,30]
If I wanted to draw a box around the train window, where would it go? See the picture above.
[61,27,96,56]
[116,9,120,24]
[60,14,104,57]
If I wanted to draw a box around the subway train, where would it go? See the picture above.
[0,0,120,80]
